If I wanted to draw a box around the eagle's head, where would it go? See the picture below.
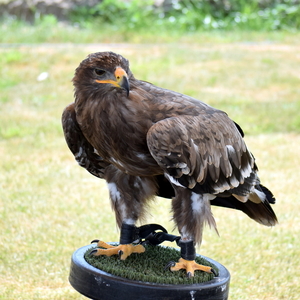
[73,52,131,99]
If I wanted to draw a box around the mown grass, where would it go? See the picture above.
[0,32,300,299]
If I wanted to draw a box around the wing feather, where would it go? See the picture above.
[147,112,255,195]
[62,103,110,178]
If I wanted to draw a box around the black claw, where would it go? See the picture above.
[165,261,176,270]
[89,249,98,256]
[211,268,218,277]
[118,250,124,259]
[187,272,192,278]
[91,239,100,244]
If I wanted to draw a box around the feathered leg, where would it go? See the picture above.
[168,185,218,277]
[91,166,157,259]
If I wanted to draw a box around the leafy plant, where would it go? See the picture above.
[69,0,300,31]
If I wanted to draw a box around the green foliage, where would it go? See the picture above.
[34,14,58,27]
[85,244,218,284]
[1,0,300,43]
[69,0,300,32]
[70,0,155,30]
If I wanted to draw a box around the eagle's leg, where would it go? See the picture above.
[91,169,157,260]
[167,240,217,277]
[167,183,218,277]
[90,223,145,259]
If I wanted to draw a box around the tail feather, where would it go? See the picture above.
[211,184,278,226]
[156,176,278,226]
[259,184,276,204]
[239,198,277,226]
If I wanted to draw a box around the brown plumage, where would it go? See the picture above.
[62,51,277,276]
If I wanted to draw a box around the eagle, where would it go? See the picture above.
[62,51,277,277]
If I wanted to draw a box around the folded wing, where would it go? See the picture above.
[147,112,255,196]
[62,103,110,178]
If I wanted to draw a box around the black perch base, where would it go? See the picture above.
[69,244,230,300]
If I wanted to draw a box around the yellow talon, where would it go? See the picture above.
[170,258,215,277]
[91,241,145,260]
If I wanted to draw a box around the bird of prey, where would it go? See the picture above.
[62,51,277,277]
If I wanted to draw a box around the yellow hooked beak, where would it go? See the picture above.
[95,67,130,96]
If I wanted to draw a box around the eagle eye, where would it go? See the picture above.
[94,68,106,76]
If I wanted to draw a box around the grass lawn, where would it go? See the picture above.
[1,29,300,299]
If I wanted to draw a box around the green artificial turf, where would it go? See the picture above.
[84,244,218,285]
